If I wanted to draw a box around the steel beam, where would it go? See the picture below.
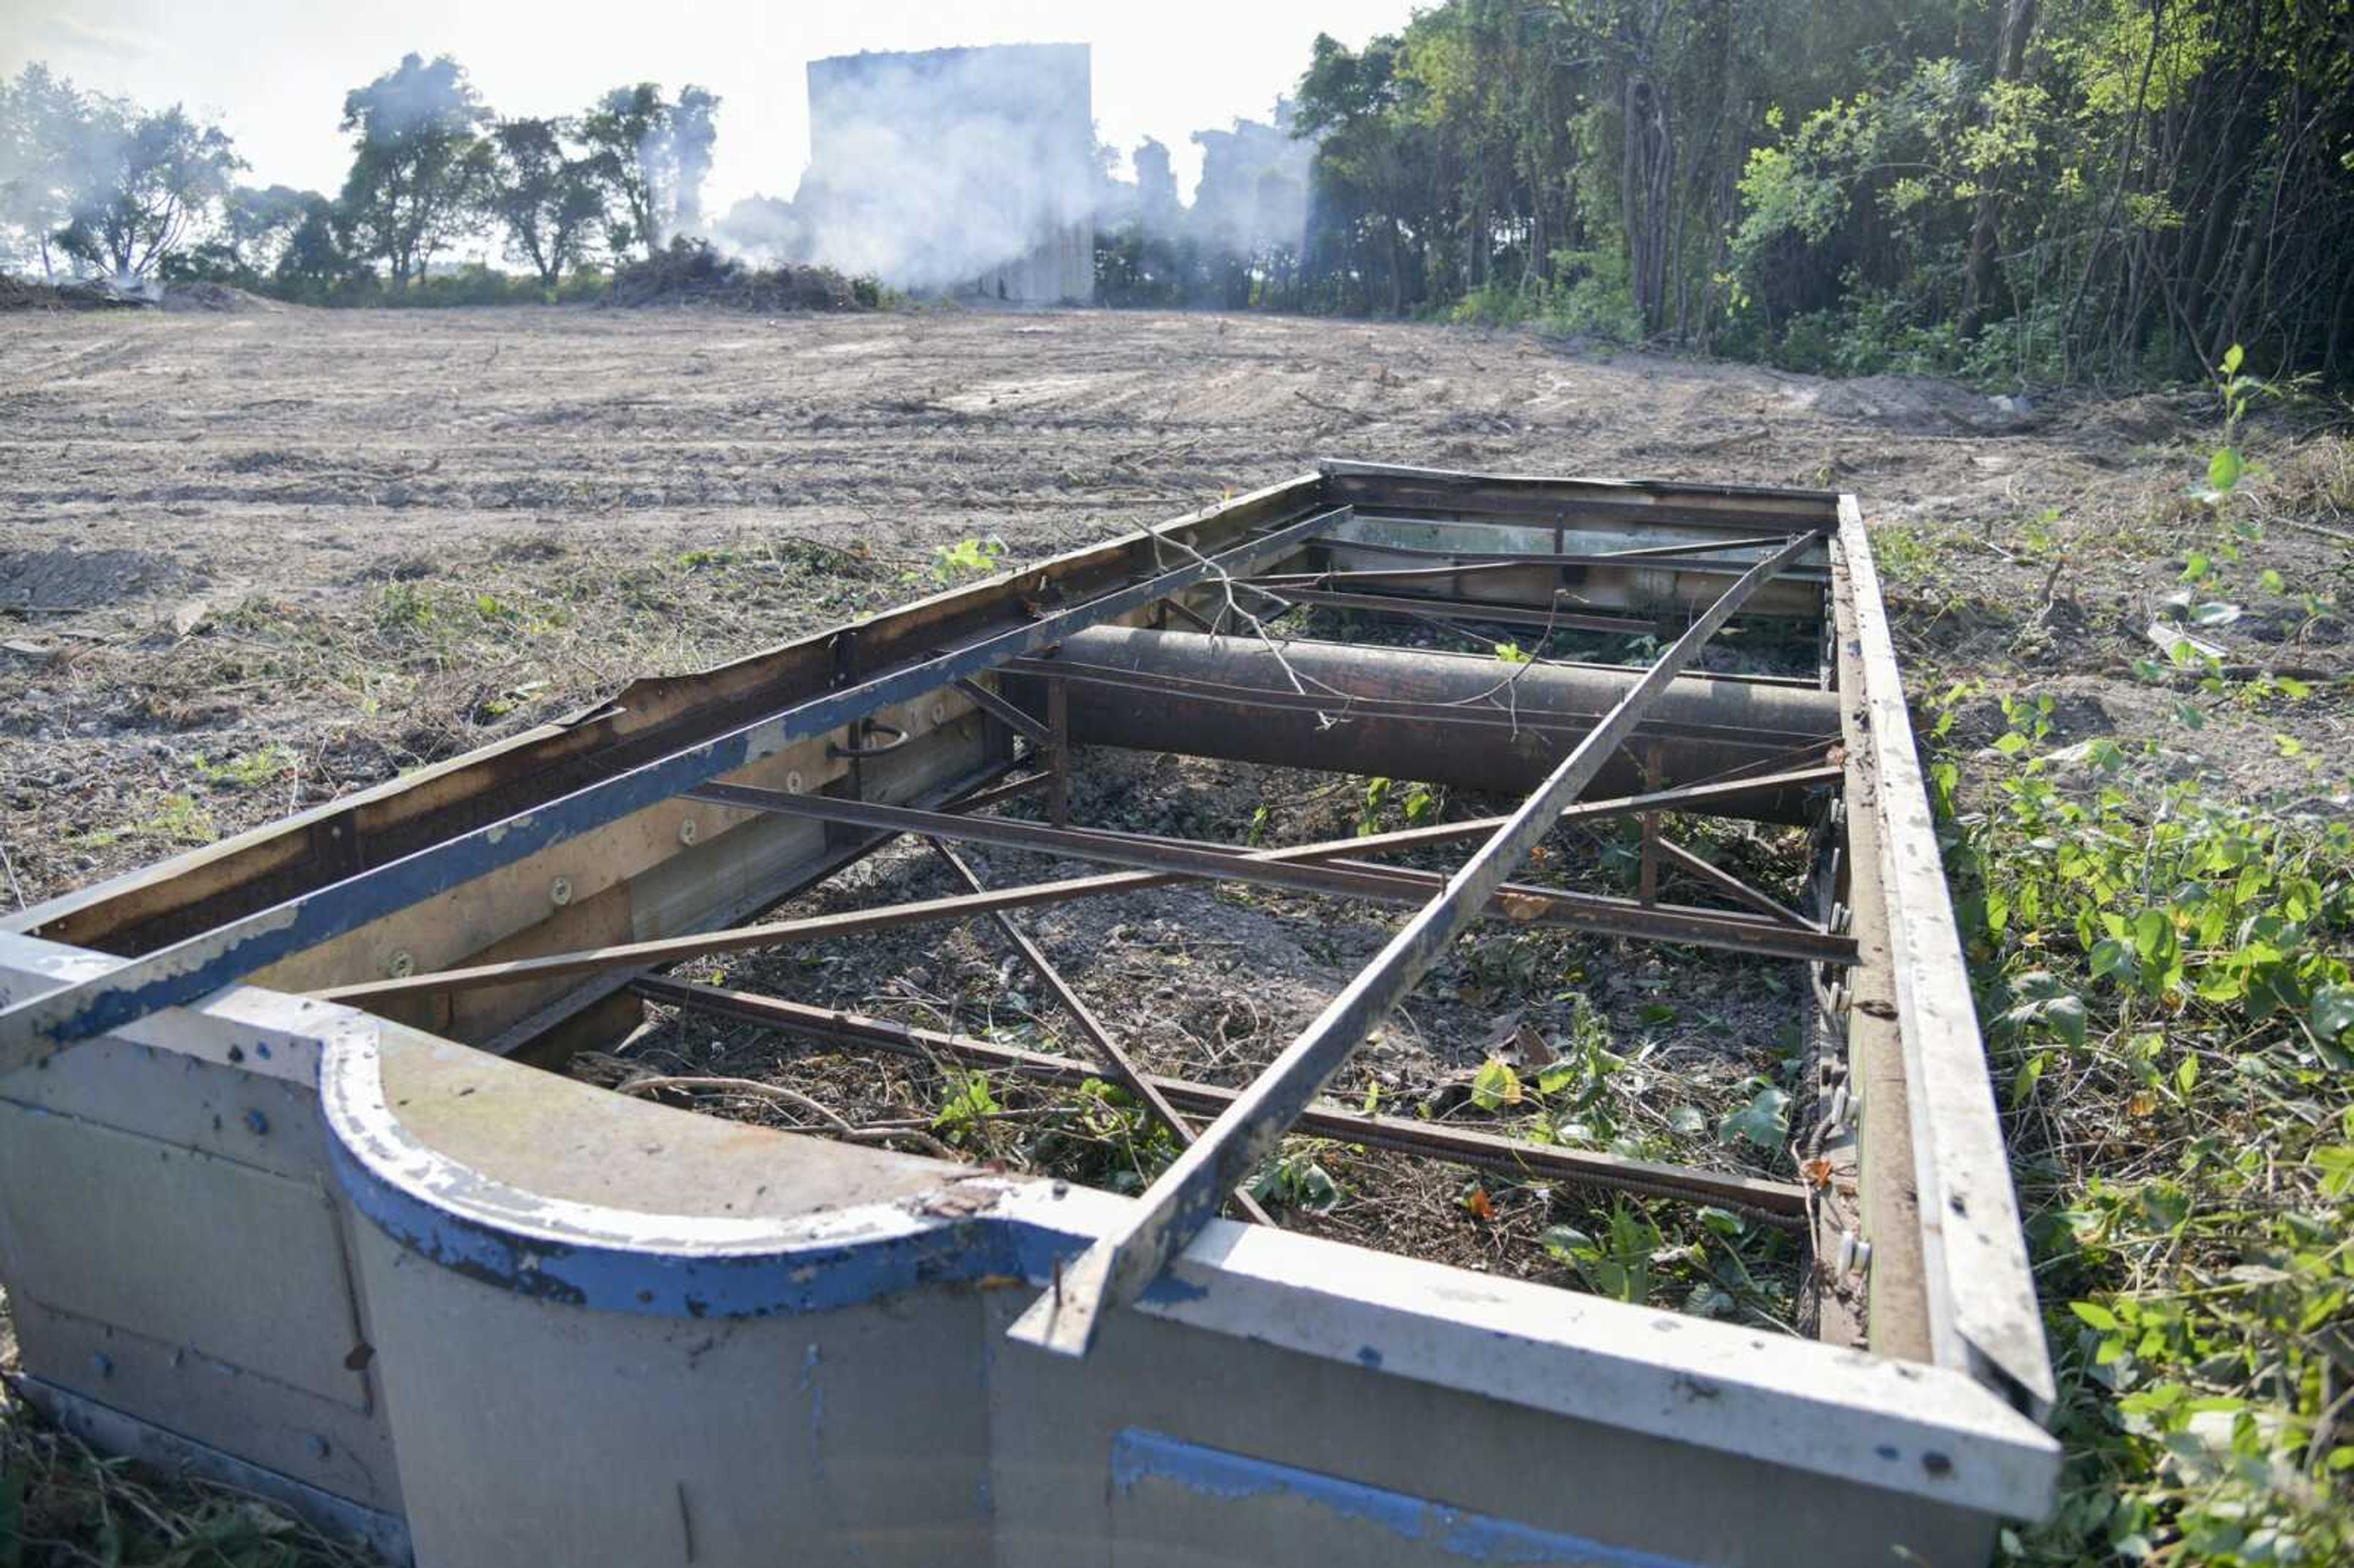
[1011,533,1819,1357]
[1243,584,1659,636]
[684,783,1857,964]
[1017,626,1841,820]
[1835,498,2052,1414]
[951,678,1050,744]
[319,766,1848,1007]
[944,771,1054,814]
[1293,535,1815,571]
[630,975,1810,1222]
[1653,837,1819,932]
[0,506,1349,1070]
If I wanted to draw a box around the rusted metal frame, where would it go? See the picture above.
[1651,839,1821,933]
[476,755,1030,1060]
[951,677,1050,744]
[1252,559,1569,588]
[921,839,1277,1228]
[628,975,1810,1224]
[1304,535,1835,576]
[940,771,1054,813]
[1027,816,1852,962]
[0,505,1349,1070]
[1157,595,1219,634]
[1589,532,1817,561]
[1045,678,1070,829]
[316,767,1849,1007]
[682,782,1858,965]
[1820,584,1928,1360]
[1236,584,1659,636]
[1011,532,1822,1356]
[1002,658,1841,753]
[1314,462,1842,529]
[1254,533,1806,586]
[1834,498,2052,1412]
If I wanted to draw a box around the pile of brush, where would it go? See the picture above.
[606,238,876,312]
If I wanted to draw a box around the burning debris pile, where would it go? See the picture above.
[0,275,271,312]
[604,237,875,312]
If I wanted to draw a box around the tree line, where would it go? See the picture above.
[0,55,716,302]
[1264,0,2354,385]
[7,7,2350,387]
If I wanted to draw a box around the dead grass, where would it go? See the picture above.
[0,1369,380,1567]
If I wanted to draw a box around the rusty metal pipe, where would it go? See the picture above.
[1019,627,1840,822]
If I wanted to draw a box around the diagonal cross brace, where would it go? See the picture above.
[0,506,1348,1073]
[1008,532,1819,1357]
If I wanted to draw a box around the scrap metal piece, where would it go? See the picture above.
[1651,837,1821,932]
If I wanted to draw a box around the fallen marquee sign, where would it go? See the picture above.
[0,462,2056,1566]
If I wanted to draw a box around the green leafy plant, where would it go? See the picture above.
[1532,998,1628,1145]
[925,536,1007,585]
[1541,1201,1666,1304]
[1933,683,2354,1562]
[1718,1083,1791,1151]
[931,1070,1000,1141]
[1469,1056,1522,1111]
[191,744,297,789]
[1252,1143,1343,1213]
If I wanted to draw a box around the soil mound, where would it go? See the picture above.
[1791,373,2038,436]
[1,548,181,614]
[162,281,278,313]
[0,275,62,311]
[0,276,151,311]
[607,238,871,313]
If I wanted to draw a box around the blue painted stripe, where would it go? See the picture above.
[327,1134,1106,1321]
[0,507,1336,1062]
[1110,1428,1701,1567]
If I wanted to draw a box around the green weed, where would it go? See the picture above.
[1934,693,2353,1564]
[192,744,297,789]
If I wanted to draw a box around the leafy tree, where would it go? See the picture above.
[580,82,721,256]
[53,99,242,279]
[1274,0,2353,382]
[274,192,357,295]
[485,117,609,290]
[338,53,491,287]
[0,64,90,279]
[167,183,321,284]
[1295,31,1429,314]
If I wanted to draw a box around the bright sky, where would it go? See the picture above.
[1,1,1414,211]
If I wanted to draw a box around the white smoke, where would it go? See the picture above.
[710,194,802,267]
[789,44,1099,297]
